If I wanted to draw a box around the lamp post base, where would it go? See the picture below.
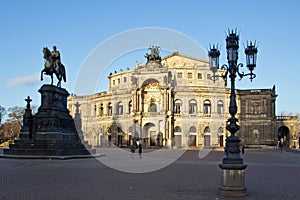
[219,164,248,197]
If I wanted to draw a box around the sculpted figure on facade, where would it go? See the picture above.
[145,46,161,62]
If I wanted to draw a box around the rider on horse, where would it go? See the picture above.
[41,45,66,87]
[51,46,61,71]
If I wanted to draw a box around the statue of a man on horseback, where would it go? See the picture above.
[51,46,62,71]
[41,46,66,87]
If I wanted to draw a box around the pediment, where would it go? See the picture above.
[161,53,208,68]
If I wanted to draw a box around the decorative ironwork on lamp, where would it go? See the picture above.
[208,29,258,164]
[208,44,228,85]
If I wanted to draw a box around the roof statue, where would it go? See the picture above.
[41,46,66,87]
[145,46,161,62]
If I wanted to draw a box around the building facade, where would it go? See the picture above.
[68,48,299,148]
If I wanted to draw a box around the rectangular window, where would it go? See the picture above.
[197,73,202,79]
[177,72,183,78]
[217,105,223,114]
[100,107,103,116]
[118,78,120,84]
[188,72,193,79]
[207,74,211,80]
[113,80,115,85]
[123,77,127,83]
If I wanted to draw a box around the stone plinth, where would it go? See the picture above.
[34,84,78,140]
[219,164,247,197]
[4,84,94,159]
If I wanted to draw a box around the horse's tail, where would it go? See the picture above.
[62,64,66,82]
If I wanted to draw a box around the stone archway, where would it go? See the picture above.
[188,126,197,147]
[174,126,182,146]
[204,126,211,147]
[143,123,156,146]
[278,126,290,147]
[218,127,224,147]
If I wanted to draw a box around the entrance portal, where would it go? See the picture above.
[204,135,211,147]
[150,131,156,146]
[143,122,156,147]
[189,135,196,146]
[278,126,290,147]
[220,135,224,147]
[174,135,182,146]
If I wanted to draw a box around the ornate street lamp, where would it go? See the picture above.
[208,44,220,72]
[208,44,227,85]
[209,29,258,164]
[208,29,258,197]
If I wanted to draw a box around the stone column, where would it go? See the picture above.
[167,89,171,111]
[163,89,167,111]
[165,89,169,111]
[138,90,142,113]
[166,118,172,147]
[132,90,137,112]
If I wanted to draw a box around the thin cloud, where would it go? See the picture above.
[6,73,40,88]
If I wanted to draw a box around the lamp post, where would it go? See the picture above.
[208,29,258,197]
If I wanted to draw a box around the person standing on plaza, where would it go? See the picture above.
[279,138,284,152]
[130,144,136,153]
[138,143,142,159]
[130,143,136,159]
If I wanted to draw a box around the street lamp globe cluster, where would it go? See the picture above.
[208,29,258,164]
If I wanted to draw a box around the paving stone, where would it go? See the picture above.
[0,149,299,200]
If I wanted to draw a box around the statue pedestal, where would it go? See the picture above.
[34,84,78,140]
[4,84,94,159]
[219,164,247,197]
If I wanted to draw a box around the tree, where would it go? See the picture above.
[6,106,25,123]
[0,105,6,125]
[0,106,25,141]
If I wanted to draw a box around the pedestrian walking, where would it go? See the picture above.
[274,140,278,150]
[138,143,142,159]
[130,144,136,159]
[279,139,283,152]
[130,144,136,153]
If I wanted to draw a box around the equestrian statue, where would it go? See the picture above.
[145,45,161,62]
[41,46,66,87]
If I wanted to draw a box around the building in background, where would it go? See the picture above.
[68,47,299,148]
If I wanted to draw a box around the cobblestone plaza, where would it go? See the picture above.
[0,148,299,200]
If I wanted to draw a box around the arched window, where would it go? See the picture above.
[175,126,182,133]
[107,102,112,116]
[149,103,157,112]
[117,102,123,115]
[174,99,182,114]
[203,100,211,114]
[204,126,211,133]
[128,101,132,114]
[149,97,157,112]
[218,127,223,133]
[189,126,196,133]
[189,99,197,114]
[217,100,224,114]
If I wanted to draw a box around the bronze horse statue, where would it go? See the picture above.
[41,47,66,87]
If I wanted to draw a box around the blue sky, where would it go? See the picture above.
[0,0,300,118]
